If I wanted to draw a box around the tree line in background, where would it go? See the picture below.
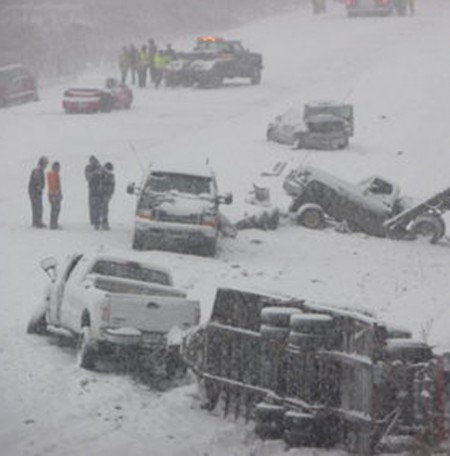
[0,0,300,80]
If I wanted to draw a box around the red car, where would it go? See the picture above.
[62,77,133,114]
[0,64,39,107]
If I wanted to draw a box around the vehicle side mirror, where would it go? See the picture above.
[40,257,58,280]
[126,182,138,195]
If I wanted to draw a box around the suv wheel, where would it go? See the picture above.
[297,204,325,229]
[250,68,261,85]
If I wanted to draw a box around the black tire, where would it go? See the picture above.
[383,339,433,363]
[297,205,325,229]
[202,238,217,257]
[268,210,280,230]
[287,331,328,350]
[260,324,290,341]
[199,73,222,89]
[261,307,302,328]
[26,310,48,335]
[254,403,285,439]
[283,412,316,447]
[250,68,261,85]
[132,232,145,250]
[290,313,334,333]
[266,127,275,142]
[410,214,446,244]
[76,326,98,370]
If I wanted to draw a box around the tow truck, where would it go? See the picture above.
[164,36,263,89]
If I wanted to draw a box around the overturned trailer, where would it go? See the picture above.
[182,287,448,454]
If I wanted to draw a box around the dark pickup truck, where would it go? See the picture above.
[164,36,263,89]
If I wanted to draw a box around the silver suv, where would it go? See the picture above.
[127,161,232,256]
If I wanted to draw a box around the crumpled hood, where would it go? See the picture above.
[154,193,216,217]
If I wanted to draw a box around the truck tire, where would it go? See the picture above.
[260,324,290,341]
[410,214,446,244]
[261,307,302,328]
[254,402,285,439]
[290,313,334,334]
[198,74,222,89]
[296,204,325,229]
[383,339,433,363]
[26,309,48,335]
[76,326,98,370]
[202,238,217,257]
[132,232,145,250]
[266,127,275,142]
[250,68,261,85]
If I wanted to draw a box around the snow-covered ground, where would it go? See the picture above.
[2,1,450,454]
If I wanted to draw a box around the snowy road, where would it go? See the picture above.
[2,1,450,455]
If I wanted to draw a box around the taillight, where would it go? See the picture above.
[202,214,218,228]
[137,209,154,220]
[345,0,356,5]
[378,0,389,5]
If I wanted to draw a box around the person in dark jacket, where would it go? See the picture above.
[28,156,49,228]
[46,161,62,229]
[84,155,101,226]
[98,162,115,230]
[147,38,158,84]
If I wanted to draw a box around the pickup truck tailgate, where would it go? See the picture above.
[107,294,200,332]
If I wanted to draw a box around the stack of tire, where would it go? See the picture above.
[255,306,302,440]
[285,313,335,402]
[283,313,340,448]
[259,307,302,392]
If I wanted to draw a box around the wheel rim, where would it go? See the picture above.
[301,210,322,228]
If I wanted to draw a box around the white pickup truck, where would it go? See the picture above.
[27,249,200,373]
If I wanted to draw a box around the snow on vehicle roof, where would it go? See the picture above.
[305,100,348,108]
[149,159,215,178]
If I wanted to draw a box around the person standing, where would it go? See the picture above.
[118,45,130,84]
[129,44,139,85]
[152,50,171,89]
[147,38,158,85]
[84,155,101,226]
[46,161,62,229]
[99,162,115,230]
[137,45,149,88]
[28,156,49,228]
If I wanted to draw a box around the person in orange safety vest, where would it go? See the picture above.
[46,161,62,230]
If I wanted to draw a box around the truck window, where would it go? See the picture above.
[90,260,171,286]
[148,172,213,195]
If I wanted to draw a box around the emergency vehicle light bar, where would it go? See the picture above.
[197,36,224,42]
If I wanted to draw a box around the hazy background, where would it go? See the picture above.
[0,0,301,79]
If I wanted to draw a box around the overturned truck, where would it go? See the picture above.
[182,287,448,454]
[283,166,450,243]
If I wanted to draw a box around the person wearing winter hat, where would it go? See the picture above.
[28,156,49,228]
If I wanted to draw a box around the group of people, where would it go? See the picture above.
[28,157,62,230]
[28,155,115,231]
[118,38,177,89]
